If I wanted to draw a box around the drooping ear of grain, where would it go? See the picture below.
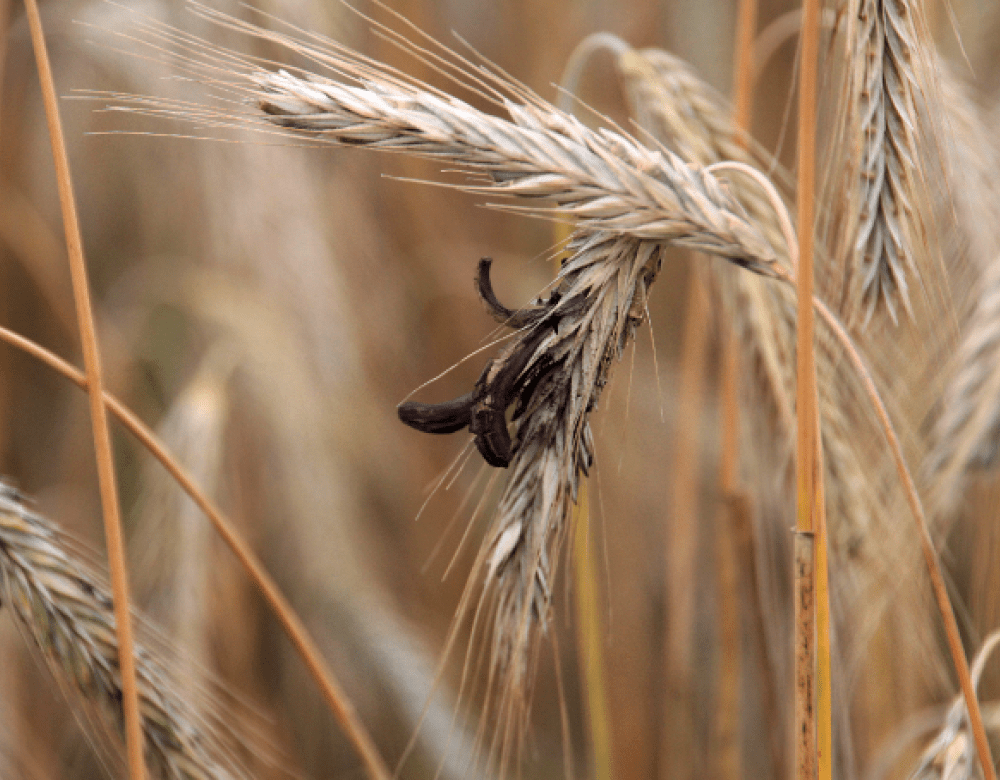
[73,3,1000,777]
[92,15,795,767]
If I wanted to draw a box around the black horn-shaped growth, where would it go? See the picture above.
[397,258,564,467]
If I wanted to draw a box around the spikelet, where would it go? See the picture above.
[91,7,778,274]
[827,0,940,323]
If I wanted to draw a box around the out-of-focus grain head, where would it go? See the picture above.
[0,482,257,779]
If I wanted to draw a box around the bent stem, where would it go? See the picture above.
[550,203,611,778]
[572,485,612,780]
[23,2,143,777]
[0,325,391,780]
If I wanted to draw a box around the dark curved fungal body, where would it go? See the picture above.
[397,258,567,467]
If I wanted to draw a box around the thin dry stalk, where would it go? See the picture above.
[0,483,249,779]
[571,486,612,780]
[796,0,821,538]
[795,4,830,780]
[23,2,144,777]
[732,0,757,136]
[0,324,392,780]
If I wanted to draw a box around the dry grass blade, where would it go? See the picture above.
[795,1,824,778]
[0,483,251,780]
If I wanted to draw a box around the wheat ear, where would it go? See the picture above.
[0,483,250,779]
[90,14,785,763]
[90,6,777,274]
[835,0,938,321]
[252,71,774,267]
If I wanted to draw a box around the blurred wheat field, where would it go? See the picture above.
[3,0,1000,778]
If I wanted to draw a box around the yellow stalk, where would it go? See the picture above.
[23,4,144,777]
[573,485,613,780]
[795,0,825,779]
